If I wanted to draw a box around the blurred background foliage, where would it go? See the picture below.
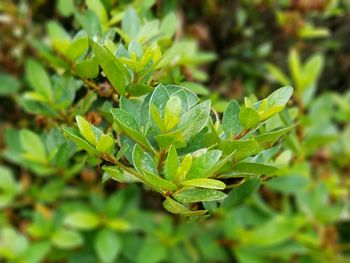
[0,0,350,262]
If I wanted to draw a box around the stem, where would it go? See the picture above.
[157,149,166,174]
[234,128,251,140]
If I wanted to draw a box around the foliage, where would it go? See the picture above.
[0,0,349,263]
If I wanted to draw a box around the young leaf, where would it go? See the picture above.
[62,127,98,155]
[174,188,227,203]
[150,104,165,132]
[96,134,114,152]
[164,146,179,181]
[76,116,97,145]
[164,95,181,132]
[182,178,226,190]
[239,107,260,129]
[266,86,293,108]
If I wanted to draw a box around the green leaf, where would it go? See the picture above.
[93,42,129,95]
[182,178,226,190]
[256,126,294,147]
[76,58,99,79]
[164,146,179,181]
[301,54,324,90]
[174,188,227,203]
[102,166,140,183]
[267,86,293,108]
[96,134,114,152]
[241,216,304,247]
[76,116,97,145]
[164,96,181,132]
[163,197,207,216]
[0,166,21,208]
[111,108,150,149]
[155,130,186,149]
[122,7,141,40]
[266,63,291,86]
[187,150,222,179]
[62,127,98,155]
[86,0,108,27]
[232,162,278,175]
[132,145,177,193]
[221,178,260,208]
[20,130,47,163]
[222,100,242,138]
[289,49,302,89]
[159,12,178,39]
[218,138,260,160]
[94,229,121,263]
[64,211,100,230]
[67,34,88,61]
[179,100,211,141]
[239,107,260,129]
[47,21,71,54]
[0,73,20,96]
[25,59,52,100]
[150,104,164,132]
[57,0,75,17]
[51,229,83,249]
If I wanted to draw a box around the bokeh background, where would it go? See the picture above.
[1,0,350,262]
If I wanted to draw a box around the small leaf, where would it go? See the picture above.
[132,145,177,193]
[218,138,259,160]
[179,99,211,141]
[239,107,260,129]
[182,178,226,190]
[164,146,179,181]
[232,162,279,175]
[266,86,293,108]
[174,154,192,183]
[93,42,129,95]
[103,166,140,183]
[64,211,100,230]
[187,150,222,179]
[51,229,83,249]
[76,116,97,145]
[174,188,227,203]
[111,108,151,149]
[94,229,121,263]
[76,58,99,79]
[63,127,98,155]
[96,134,114,152]
[67,34,88,61]
[266,63,291,86]
[20,130,47,163]
[150,104,164,132]
[164,96,181,132]
[256,126,293,147]
[122,7,141,40]
[86,0,108,26]
[163,197,207,216]
[222,100,242,138]
[25,59,52,100]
